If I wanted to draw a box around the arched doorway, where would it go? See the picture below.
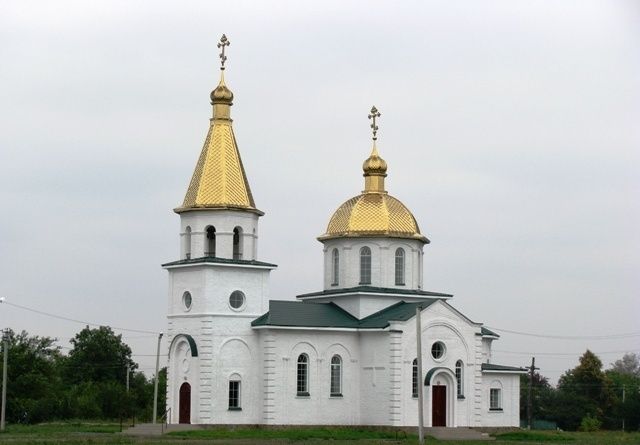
[179,382,191,424]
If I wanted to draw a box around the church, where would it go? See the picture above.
[163,36,525,428]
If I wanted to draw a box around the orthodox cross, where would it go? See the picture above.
[368,105,381,141]
[218,34,230,70]
[362,350,385,387]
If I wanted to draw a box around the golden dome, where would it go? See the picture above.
[319,142,429,243]
[362,144,387,175]
[210,72,234,104]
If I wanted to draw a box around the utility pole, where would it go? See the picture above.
[152,332,163,424]
[527,357,535,430]
[622,385,625,432]
[416,305,425,445]
[126,365,130,393]
[1,329,8,431]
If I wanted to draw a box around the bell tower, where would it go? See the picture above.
[164,35,276,425]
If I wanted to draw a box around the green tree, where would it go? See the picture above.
[62,326,138,419]
[64,326,137,385]
[553,350,614,430]
[606,353,640,431]
[519,371,556,423]
[0,329,64,423]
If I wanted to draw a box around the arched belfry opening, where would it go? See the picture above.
[184,226,192,260]
[233,226,243,260]
[205,226,216,257]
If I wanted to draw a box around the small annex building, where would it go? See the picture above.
[163,37,526,428]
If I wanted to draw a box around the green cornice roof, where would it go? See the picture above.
[296,285,452,299]
[481,326,500,337]
[251,299,438,329]
[162,256,277,268]
[481,363,527,373]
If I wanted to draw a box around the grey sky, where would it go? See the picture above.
[1,0,639,383]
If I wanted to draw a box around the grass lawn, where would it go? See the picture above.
[0,423,638,445]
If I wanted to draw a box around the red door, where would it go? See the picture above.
[432,385,446,427]
[179,382,191,424]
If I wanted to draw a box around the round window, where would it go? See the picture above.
[182,292,192,310]
[229,290,245,310]
[431,341,445,360]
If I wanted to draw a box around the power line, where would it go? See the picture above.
[1,300,159,335]
[493,349,640,357]
[485,325,640,340]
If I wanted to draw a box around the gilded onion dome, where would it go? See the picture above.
[318,142,429,244]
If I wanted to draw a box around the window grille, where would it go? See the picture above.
[228,380,241,409]
[330,355,342,396]
[360,246,371,284]
[297,354,309,395]
[395,248,405,285]
[412,358,418,398]
[455,360,464,397]
[331,249,339,285]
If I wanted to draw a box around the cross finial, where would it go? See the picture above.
[217,34,230,70]
[368,105,381,141]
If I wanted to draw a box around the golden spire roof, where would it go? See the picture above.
[175,35,262,215]
[318,106,429,243]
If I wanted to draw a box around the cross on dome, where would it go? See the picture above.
[368,106,381,141]
[217,34,230,70]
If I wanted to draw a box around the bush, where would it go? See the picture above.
[578,415,602,432]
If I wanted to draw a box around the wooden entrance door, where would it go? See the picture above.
[179,382,191,424]
[432,385,446,426]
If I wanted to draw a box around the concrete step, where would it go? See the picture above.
[425,427,495,441]
[122,423,165,436]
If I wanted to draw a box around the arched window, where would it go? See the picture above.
[456,360,464,398]
[233,227,243,260]
[395,248,405,285]
[412,358,418,398]
[330,355,342,396]
[360,246,371,285]
[205,226,216,257]
[297,354,309,396]
[184,226,192,260]
[228,378,241,409]
[331,249,339,286]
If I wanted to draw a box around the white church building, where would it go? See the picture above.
[163,38,525,428]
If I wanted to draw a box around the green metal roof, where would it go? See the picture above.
[481,326,500,337]
[481,363,527,373]
[296,285,452,299]
[162,256,277,268]
[251,299,438,329]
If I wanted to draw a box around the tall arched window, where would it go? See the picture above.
[412,358,418,398]
[330,355,342,396]
[233,227,243,260]
[360,246,371,285]
[331,249,339,286]
[456,360,464,398]
[205,226,216,257]
[395,248,405,285]
[184,226,192,260]
[297,354,309,396]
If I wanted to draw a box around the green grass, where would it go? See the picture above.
[1,423,639,445]
[168,426,409,440]
[4,421,121,435]
[495,430,575,441]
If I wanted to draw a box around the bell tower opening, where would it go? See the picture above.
[233,227,243,260]
[205,226,216,257]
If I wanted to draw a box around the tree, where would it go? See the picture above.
[0,329,64,423]
[519,371,556,423]
[553,350,614,430]
[62,326,138,419]
[610,353,640,378]
[64,326,137,385]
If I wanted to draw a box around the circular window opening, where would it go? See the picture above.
[431,341,446,360]
[229,290,245,310]
[182,292,192,310]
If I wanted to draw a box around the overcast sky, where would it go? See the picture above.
[1,0,639,383]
